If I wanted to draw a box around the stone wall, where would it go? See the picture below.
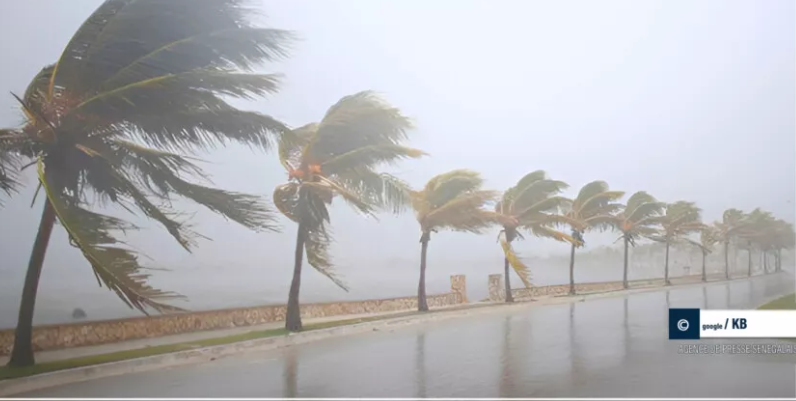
[487,273,731,302]
[0,275,467,356]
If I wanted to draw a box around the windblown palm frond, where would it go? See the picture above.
[565,180,624,241]
[655,201,705,240]
[685,226,719,254]
[38,160,183,313]
[413,169,499,234]
[2,0,294,314]
[614,191,664,246]
[714,208,754,242]
[275,91,424,291]
[0,129,24,203]
[494,170,573,288]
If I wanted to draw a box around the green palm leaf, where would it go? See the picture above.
[38,160,183,314]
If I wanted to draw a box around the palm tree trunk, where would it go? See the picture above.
[664,241,671,286]
[418,233,430,312]
[568,243,576,295]
[777,249,782,272]
[763,251,768,274]
[8,200,56,367]
[724,241,730,279]
[504,257,514,303]
[622,236,629,289]
[747,241,752,277]
[701,251,707,282]
[285,222,306,332]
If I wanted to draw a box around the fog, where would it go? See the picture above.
[0,0,793,328]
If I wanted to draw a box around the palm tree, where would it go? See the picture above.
[685,227,719,282]
[494,171,572,302]
[613,191,664,289]
[769,219,796,272]
[714,208,751,279]
[743,208,776,276]
[411,170,499,311]
[562,181,624,295]
[273,91,424,331]
[0,0,293,367]
[652,201,704,285]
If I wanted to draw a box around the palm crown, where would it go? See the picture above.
[565,180,624,244]
[615,191,664,245]
[656,201,704,240]
[495,170,572,288]
[412,169,499,237]
[0,0,294,313]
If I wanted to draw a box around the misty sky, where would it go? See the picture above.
[0,0,793,323]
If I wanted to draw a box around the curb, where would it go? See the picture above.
[0,272,788,396]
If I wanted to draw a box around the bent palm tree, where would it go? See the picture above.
[613,191,663,289]
[273,91,424,331]
[411,170,499,311]
[652,201,704,285]
[743,208,775,276]
[685,227,719,282]
[563,181,624,295]
[495,171,572,302]
[2,0,292,367]
[713,208,750,279]
[768,219,796,272]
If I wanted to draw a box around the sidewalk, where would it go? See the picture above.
[0,271,776,367]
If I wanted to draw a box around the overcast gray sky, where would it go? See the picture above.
[0,0,793,325]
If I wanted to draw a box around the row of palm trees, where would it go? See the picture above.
[0,1,793,368]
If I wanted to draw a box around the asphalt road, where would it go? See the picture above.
[17,275,796,398]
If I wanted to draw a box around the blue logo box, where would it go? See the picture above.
[669,308,700,340]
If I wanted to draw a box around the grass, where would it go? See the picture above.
[756,293,796,344]
[0,306,477,381]
[758,293,796,310]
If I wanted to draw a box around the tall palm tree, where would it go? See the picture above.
[494,171,572,302]
[713,208,751,279]
[652,201,704,285]
[613,191,664,289]
[685,227,719,282]
[0,0,293,367]
[562,181,624,295]
[273,91,424,331]
[768,219,796,272]
[743,208,776,276]
[410,170,498,311]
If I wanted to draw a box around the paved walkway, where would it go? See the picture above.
[0,272,773,366]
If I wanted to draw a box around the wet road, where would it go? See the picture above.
[18,275,796,398]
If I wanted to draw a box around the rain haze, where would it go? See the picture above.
[0,0,793,328]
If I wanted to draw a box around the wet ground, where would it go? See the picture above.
[16,275,796,398]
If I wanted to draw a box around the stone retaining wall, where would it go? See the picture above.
[487,273,731,302]
[0,275,468,356]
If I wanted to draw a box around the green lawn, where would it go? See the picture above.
[0,307,468,381]
[758,293,796,310]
